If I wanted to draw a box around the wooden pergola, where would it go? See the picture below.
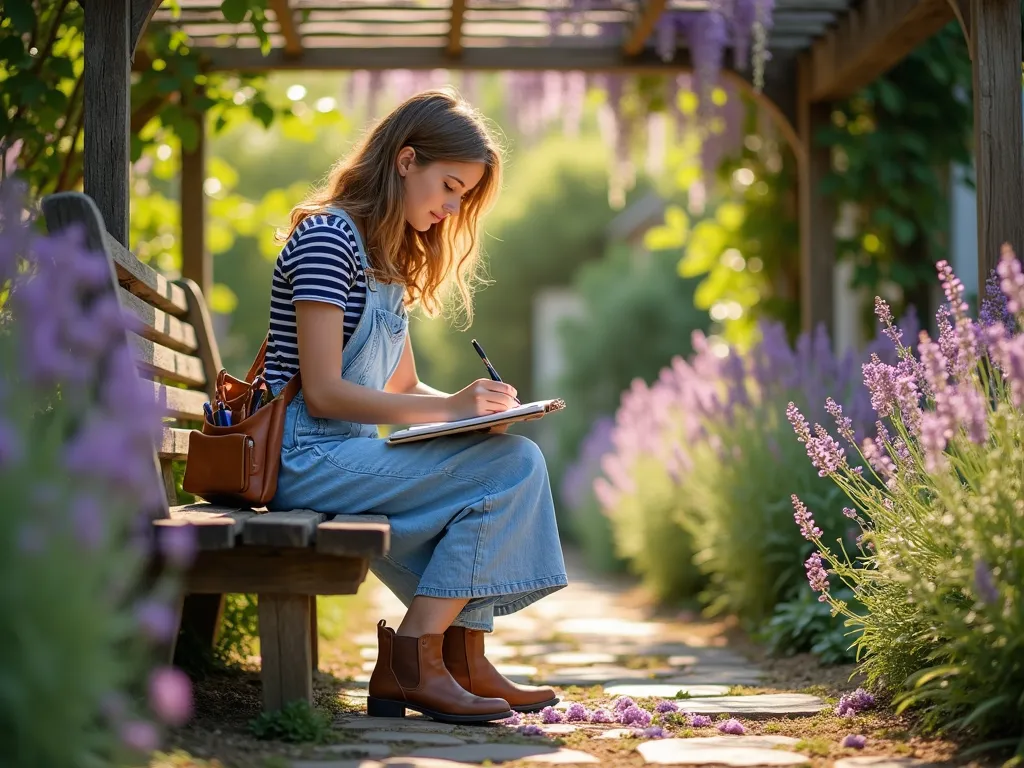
[87,0,1023,334]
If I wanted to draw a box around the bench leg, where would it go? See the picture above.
[310,596,319,673]
[172,594,224,666]
[258,593,313,712]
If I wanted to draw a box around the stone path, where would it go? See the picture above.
[286,550,857,768]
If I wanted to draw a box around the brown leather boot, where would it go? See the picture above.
[367,620,513,724]
[443,625,559,713]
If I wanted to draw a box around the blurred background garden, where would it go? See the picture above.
[4,0,1024,764]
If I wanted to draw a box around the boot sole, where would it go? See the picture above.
[512,696,560,714]
[367,696,514,724]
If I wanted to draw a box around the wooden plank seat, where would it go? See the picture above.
[42,191,391,712]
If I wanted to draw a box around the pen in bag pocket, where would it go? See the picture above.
[216,401,232,427]
[203,401,215,425]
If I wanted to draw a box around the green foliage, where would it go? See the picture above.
[217,594,260,662]
[605,456,706,603]
[249,700,333,743]
[679,390,854,625]
[555,244,709,468]
[0,2,290,197]
[646,94,799,348]
[758,587,858,665]
[817,23,972,324]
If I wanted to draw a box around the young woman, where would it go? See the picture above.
[264,89,568,724]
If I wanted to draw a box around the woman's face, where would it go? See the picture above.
[397,148,486,232]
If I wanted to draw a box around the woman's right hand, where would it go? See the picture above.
[446,379,518,420]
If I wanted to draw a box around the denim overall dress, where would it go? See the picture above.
[270,208,568,631]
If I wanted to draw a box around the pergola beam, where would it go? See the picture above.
[808,0,954,101]
[622,0,667,57]
[268,0,303,56]
[447,0,467,56]
[192,44,721,73]
[130,0,163,57]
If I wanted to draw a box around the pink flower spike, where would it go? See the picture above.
[148,667,193,726]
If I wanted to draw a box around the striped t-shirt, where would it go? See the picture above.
[265,214,368,391]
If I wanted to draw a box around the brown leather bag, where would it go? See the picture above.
[182,335,301,507]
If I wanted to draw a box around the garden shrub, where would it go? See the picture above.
[595,319,913,647]
[791,253,1024,750]
[0,181,194,764]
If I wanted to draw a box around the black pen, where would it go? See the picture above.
[471,339,520,405]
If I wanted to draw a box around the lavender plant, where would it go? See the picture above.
[789,251,1024,749]
[595,320,908,635]
[0,181,195,765]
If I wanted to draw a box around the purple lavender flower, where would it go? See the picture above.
[69,495,105,551]
[717,718,746,734]
[119,720,159,752]
[149,666,192,726]
[842,734,867,749]
[973,559,999,605]
[688,714,714,727]
[980,269,1016,331]
[654,700,679,714]
[998,245,1024,316]
[159,526,197,568]
[500,710,524,725]
[825,398,855,442]
[619,704,653,727]
[835,688,875,717]
[632,726,669,739]
[805,552,830,601]
[17,524,46,554]
[792,495,823,541]
[518,724,544,736]
[135,600,179,643]
[0,418,22,469]
[540,706,564,724]
[589,708,613,723]
[613,696,636,712]
[936,260,969,317]
[565,702,591,722]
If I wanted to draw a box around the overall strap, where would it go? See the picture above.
[325,206,374,278]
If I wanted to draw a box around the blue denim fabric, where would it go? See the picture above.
[269,208,568,631]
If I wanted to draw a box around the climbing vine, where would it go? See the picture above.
[0,0,287,196]
[816,22,973,325]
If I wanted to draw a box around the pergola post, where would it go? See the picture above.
[796,55,836,337]
[969,0,1024,289]
[83,0,131,245]
[180,115,210,298]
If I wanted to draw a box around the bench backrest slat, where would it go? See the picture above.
[42,191,225,514]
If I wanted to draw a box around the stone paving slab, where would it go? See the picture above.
[542,651,618,666]
[659,694,824,717]
[637,737,810,766]
[407,744,600,764]
[835,759,937,768]
[603,683,732,698]
[554,618,662,638]
[379,759,476,768]
[292,760,384,768]
[544,665,673,685]
[318,744,393,757]
[336,716,457,733]
[362,732,467,746]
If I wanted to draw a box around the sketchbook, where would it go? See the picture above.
[386,398,566,444]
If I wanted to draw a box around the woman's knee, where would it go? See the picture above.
[498,434,548,478]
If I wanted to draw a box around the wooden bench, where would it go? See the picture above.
[42,191,391,712]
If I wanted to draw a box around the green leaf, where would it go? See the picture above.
[220,0,249,24]
[5,0,36,34]
[251,100,274,128]
[48,55,76,80]
[0,35,27,65]
[176,119,199,152]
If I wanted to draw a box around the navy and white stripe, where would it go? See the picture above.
[265,214,367,391]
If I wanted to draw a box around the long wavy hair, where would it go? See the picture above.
[283,88,503,321]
